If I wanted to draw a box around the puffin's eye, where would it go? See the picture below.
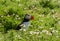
[28,15,30,16]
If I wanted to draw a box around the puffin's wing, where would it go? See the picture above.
[16,23,25,30]
[16,24,21,30]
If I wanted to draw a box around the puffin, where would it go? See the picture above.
[16,14,34,30]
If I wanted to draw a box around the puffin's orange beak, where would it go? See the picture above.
[31,16,34,20]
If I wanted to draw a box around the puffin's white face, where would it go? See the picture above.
[24,14,32,20]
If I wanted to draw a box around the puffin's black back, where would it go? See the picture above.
[16,24,21,30]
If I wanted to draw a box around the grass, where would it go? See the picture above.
[0,0,60,41]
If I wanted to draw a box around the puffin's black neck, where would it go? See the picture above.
[23,18,30,22]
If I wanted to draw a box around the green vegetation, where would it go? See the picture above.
[0,0,60,41]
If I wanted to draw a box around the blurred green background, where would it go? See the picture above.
[0,0,60,41]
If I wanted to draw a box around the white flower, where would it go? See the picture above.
[33,32,37,34]
[52,15,56,19]
[7,14,10,17]
[13,13,15,16]
[30,31,40,35]
[16,15,19,17]
[47,0,50,1]
[58,1,60,3]
[32,0,37,2]
[34,7,37,10]
[31,31,40,35]
[30,31,34,35]
[18,4,22,6]
[56,36,59,38]
[15,35,22,39]
[39,26,44,29]
[42,30,52,36]
[15,35,19,38]
[42,30,48,33]
[40,32,43,34]
[39,15,41,17]
[16,0,20,2]
[46,31,49,35]
[48,33,52,36]
[19,29,26,32]
[7,30,10,33]
[36,32,40,35]
[23,29,26,32]
[1,15,3,18]
[24,8,27,10]
[52,30,58,33]
[19,29,23,31]
[16,17,20,20]
[58,18,60,20]
[32,5,35,8]
[22,24,26,28]
[39,14,45,17]
[38,36,42,38]
[58,21,60,25]
[51,10,55,13]
[15,35,17,37]
[52,30,55,33]
[39,20,43,22]
[17,17,20,20]
[0,32,2,34]
[20,24,26,28]
[49,28,53,30]
[49,27,54,30]
[0,38,2,40]
[55,30,58,33]
[39,14,44,17]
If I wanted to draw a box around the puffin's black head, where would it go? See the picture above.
[23,14,34,22]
